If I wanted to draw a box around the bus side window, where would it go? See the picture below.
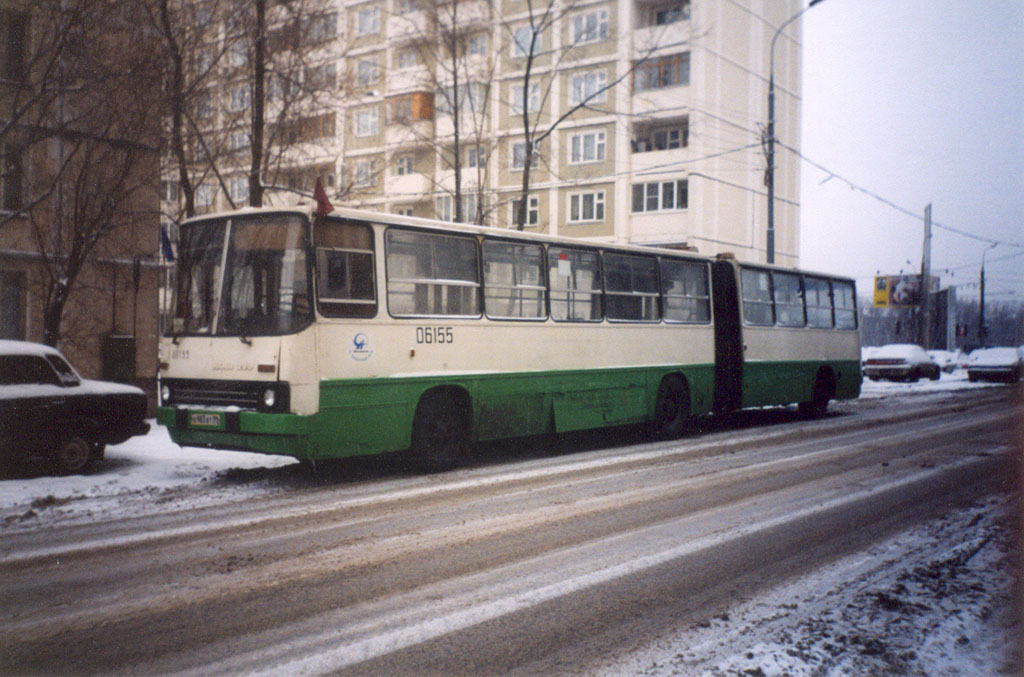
[804,277,834,328]
[604,253,660,322]
[832,280,857,329]
[386,229,480,318]
[483,240,546,320]
[661,259,710,323]
[772,271,805,327]
[315,219,376,318]
[548,247,602,322]
[740,268,774,326]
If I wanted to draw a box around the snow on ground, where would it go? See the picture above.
[599,493,1021,676]
[1,369,1019,674]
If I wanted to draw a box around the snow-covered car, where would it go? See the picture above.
[927,349,965,374]
[0,340,150,474]
[862,344,940,382]
[966,347,1024,383]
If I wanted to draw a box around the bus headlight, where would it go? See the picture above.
[263,388,276,408]
[161,384,171,404]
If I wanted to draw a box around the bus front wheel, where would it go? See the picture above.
[652,376,690,439]
[411,391,470,471]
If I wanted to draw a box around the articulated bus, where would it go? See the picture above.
[156,207,860,469]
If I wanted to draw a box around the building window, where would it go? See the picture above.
[398,49,418,69]
[467,146,485,168]
[437,82,486,115]
[632,119,689,152]
[196,183,215,208]
[396,0,415,15]
[631,179,688,212]
[512,82,540,115]
[1,144,24,211]
[229,85,250,112]
[511,24,542,57]
[356,6,380,36]
[355,108,379,137]
[0,10,28,82]
[306,11,337,42]
[511,141,540,170]
[571,9,609,45]
[354,159,377,187]
[305,63,336,90]
[569,131,606,164]
[511,195,539,227]
[570,70,607,106]
[467,34,488,56]
[633,53,690,91]
[396,155,414,175]
[230,131,248,152]
[653,1,690,26]
[357,58,379,86]
[0,271,26,339]
[160,180,180,203]
[435,194,480,223]
[229,176,248,203]
[569,191,605,223]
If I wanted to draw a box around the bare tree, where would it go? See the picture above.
[501,0,671,230]
[148,0,350,224]
[1,0,162,346]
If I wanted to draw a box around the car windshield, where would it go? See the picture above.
[169,214,312,337]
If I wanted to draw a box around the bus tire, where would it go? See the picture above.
[799,369,834,419]
[411,391,470,471]
[652,375,690,439]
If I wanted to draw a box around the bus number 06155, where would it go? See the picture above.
[416,326,454,344]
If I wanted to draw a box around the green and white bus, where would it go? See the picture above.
[156,207,860,469]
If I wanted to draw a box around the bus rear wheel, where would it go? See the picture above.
[799,370,834,419]
[411,392,470,471]
[652,376,690,439]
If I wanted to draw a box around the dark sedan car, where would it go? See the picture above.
[0,340,150,474]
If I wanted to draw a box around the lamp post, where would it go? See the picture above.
[766,0,826,264]
[978,243,997,346]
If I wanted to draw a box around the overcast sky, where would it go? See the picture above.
[798,0,1023,301]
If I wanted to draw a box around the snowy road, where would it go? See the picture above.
[0,379,1020,674]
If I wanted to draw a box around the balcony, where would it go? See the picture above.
[385,172,431,198]
[387,10,431,42]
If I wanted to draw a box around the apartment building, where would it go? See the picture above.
[0,1,161,397]
[172,0,804,266]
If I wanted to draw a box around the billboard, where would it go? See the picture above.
[873,275,939,308]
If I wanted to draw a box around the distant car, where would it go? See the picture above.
[0,340,150,474]
[863,344,941,382]
[966,347,1024,383]
[927,349,965,374]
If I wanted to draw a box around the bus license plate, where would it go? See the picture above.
[190,412,222,428]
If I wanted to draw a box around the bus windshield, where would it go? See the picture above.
[169,214,311,337]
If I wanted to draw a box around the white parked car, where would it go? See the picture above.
[863,344,941,382]
[927,349,965,374]
[966,347,1024,383]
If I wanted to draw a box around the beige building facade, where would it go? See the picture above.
[175,0,805,266]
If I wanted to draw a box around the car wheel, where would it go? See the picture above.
[52,435,95,475]
[928,366,940,381]
[906,369,920,383]
[968,373,978,383]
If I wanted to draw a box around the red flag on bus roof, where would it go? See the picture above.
[313,177,334,218]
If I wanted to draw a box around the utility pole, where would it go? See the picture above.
[919,204,932,348]
[979,243,997,346]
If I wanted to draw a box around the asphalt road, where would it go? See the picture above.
[1,388,1019,675]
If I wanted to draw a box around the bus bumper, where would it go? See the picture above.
[156,406,312,458]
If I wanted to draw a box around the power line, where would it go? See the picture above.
[779,141,1024,250]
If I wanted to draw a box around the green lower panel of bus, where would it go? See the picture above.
[158,364,716,461]
[157,359,858,461]
[740,359,861,409]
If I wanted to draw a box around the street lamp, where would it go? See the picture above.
[766,0,827,264]
[978,243,997,345]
